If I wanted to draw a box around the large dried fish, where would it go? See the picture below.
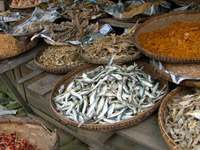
[62,0,113,20]
[46,18,99,42]
[53,60,166,127]
[165,89,200,150]
[83,23,139,60]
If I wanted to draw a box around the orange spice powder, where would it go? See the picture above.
[138,21,200,59]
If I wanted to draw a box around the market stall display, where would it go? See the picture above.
[50,61,168,131]
[34,45,87,73]
[151,60,200,88]
[0,117,58,150]
[0,34,38,60]
[134,10,200,63]
[81,24,141,64]
[158,86,200,150]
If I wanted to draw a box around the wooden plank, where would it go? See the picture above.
[0,73,32,113]
[17,69,43,84]
[0,41,47,74]
[78,129,114,144]
[116,113,168,150]
[27,74,62,96]
[98,18,136,28]
[13,66,26,101]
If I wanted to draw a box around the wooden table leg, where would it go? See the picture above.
[0,73,32,113]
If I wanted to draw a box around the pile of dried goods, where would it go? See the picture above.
[0,34,19,54]
[62,1,112,20]
[47,18,99,42]
[0,132,39,150]
[165,89,200,150]
[38,45,86,68]
[53,62,166,126]
[138,21,200,59]
[12,20,49,35]
[163,63,200,79]
[83,24,138,60]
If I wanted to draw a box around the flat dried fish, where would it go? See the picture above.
[165,89,200,150]
[83,24,139,60]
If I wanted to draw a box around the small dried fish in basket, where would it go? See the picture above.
[83,24,139,60]
[38,45,86,68]
[165,89,200,150]
[46,18,99,42]
[62,0,113,20]
[53,60,166,126]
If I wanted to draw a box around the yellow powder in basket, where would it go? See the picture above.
[0,34,19,54]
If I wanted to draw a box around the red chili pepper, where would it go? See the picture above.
[0,132,40,150]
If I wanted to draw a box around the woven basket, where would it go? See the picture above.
[171,0,200,6]
[134,10,200,63]
[81,49,141,65]
[50,61,169,131]
[151,60,200,88]
[0,38,38,60]
[158,86,198,150]
[0,116,59,150]
[34,46,86,74]
[9,3,39,9]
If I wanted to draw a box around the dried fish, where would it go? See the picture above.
[53,60,166,126]
[46,18,99,42]
[38,45,86,68]
[83,24,139,60]
[165,90,200,150]
[62,1,113,20]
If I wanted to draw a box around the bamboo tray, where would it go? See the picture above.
[171,0,200,6]
[151,60,200,88]
[134,10,200,63]
[0,116,59,150]
[50,61,169,131]
[81,49,141,65]
[34,46,86,74]
[158,86,197,150]
[0,38,38,60]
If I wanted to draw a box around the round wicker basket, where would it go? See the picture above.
[50,61,169,131]
[134,10,200,63]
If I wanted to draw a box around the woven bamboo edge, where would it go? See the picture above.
[9,3,39,9]
[0,116,59,150]
[81,49,141,65]
[0,39,38,60]
[34,46,85,74]
[158,86,190,150]
[50,61,169,131]
[150,60,200,88]
[171,0,199,6]
[44,39,74,46]
[134,10,200,63]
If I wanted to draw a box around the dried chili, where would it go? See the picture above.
[138,21,200,59]
[0,132,40,150]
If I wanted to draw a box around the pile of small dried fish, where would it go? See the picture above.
[11,20,50,35]
[38,45,86,67]
[62,0,112,20]
[165,90,200,150]
[83,24,138,60]
[53,61,166,126]
[47,18,99,42]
